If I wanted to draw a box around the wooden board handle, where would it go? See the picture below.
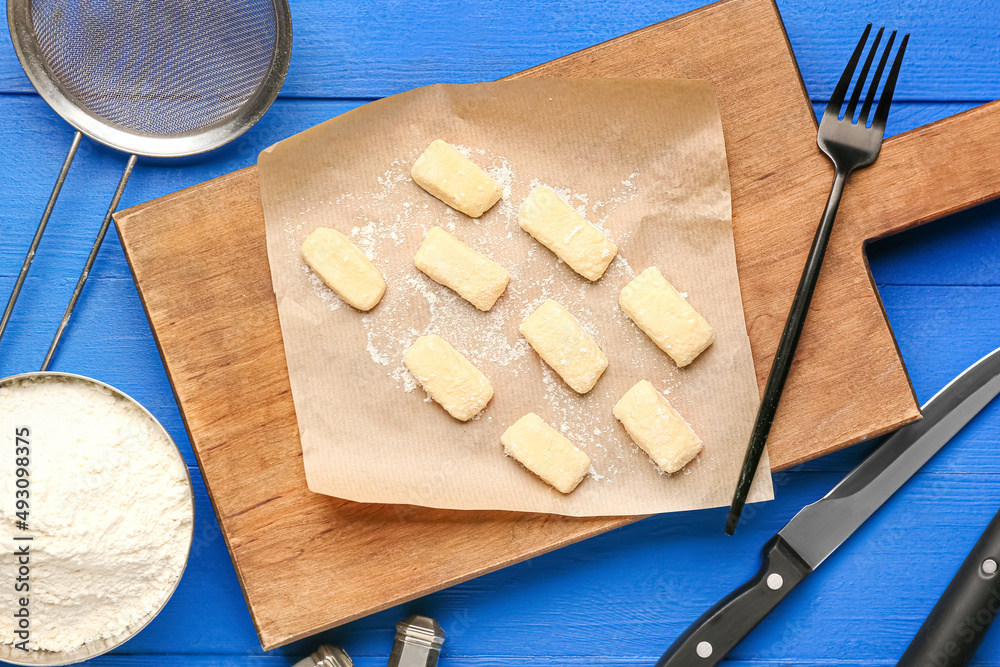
[849,100,1000,242]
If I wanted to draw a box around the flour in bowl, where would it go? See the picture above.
[0,376,193,654]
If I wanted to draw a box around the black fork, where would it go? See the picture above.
[726,24,910,534]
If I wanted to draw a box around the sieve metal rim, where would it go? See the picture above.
[6,0,292,158]
[0,371,196,667]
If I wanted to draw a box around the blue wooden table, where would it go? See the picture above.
[1,1,999,664]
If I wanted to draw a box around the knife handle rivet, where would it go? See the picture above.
[766,573,784,590]
[696,641,713,658]
[982,559,998,575]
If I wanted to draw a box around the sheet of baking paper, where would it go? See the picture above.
[258,79,772,516]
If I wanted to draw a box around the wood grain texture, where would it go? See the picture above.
[111,0,1000,652]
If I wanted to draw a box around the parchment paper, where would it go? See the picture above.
[258,79,772,516]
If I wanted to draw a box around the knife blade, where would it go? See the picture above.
[657,346,1000,666]
[896,506,1000,666]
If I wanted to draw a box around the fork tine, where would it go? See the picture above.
[859,30,896,125]
[871,32,910,130]
[824,23,872,120]
[845,26,884,121]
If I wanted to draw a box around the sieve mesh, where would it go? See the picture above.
[28,0,279,136]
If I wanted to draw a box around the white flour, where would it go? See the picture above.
[0,376,193,653]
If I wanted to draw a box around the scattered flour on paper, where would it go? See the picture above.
[287,145,683,483]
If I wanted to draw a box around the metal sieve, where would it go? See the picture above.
[1,0,292,368]
[0,5,288,655]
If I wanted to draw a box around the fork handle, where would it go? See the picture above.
[726,168,848,534]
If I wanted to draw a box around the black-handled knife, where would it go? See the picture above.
[658,346,1000,666]
[897,507,1000,666]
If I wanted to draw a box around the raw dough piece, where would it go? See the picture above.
[520,299,608,394]
[518,186,617,281]
[410,140,503,217]
[613,380,703,473]
[414,226,510,311]
[619,267,714,366]
[403,335,493,421]
[301,227,386,311]
[501,413,590,493]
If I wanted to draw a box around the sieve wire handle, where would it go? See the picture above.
[0,131,82,347]
[41,154,137,372]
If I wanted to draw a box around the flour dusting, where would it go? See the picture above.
[285,144,688,484]
[0,376,192,654]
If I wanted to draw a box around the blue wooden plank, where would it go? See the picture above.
[44,658,957,666]
[0,96,363,283]
[781,0,1000,102]
[86,660,292,666]
[75,658,1000,665]
[0,0,998,102]
[0,0,736,97]
[867,201,1000,288]
[111,470,1000,663]
[877,287,1000,407]
[792,284,1000,474]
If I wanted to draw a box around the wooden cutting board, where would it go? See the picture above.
[115,0,1000,650]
